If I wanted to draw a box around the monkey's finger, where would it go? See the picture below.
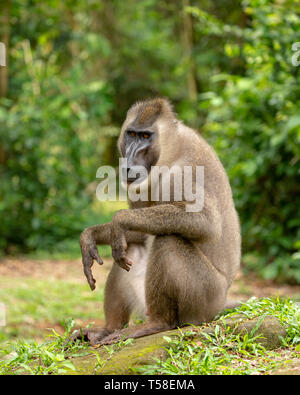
[83,260,96,290]
[119,257,133,271]
[123,256,133,266]
[122,264,131,272]
[89,247,103,266]
[87,274,96,291]
[86,273,96,290]
[115,259,129,271]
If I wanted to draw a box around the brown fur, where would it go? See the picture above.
[126,97,175,129]
[136,100,163,127]
[76,98,241,346]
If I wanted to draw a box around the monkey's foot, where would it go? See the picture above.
[93,329,130,347]
[69,328,111,346]
[94,323,175,347]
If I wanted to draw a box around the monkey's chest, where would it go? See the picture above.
[125,239,154,315]
[126,243,149,275]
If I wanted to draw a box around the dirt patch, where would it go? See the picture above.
[229,270,300,301]
[0,257,112,285]
[0,257,299,300]
[1,257,299,301]
[0,257,299,344]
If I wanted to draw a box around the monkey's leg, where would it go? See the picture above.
[97,236,187,346]
[97,202,225,345]
[95,320,173,346]
[98,235,229,346]
[72,264,133,345]
[103,264,134,332]
[74,237,148,345]
[147,235,228,326]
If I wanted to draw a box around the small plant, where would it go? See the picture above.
[103,337,135,357]
[135,297,300,375]
[92,337,135,372]
[0,318,89,375]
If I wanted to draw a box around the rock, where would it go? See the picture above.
[222,315,286,350]
[66,315,287,375]
[69,328,179,375]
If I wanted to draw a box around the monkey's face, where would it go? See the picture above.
[118,99,174,184]
[119,127,160,184]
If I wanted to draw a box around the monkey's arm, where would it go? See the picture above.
[113,201,221,241]
[81,223,147,246]
[111,200,221,269]
[80,223,147,290]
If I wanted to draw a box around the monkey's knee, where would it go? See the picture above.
[179,272,228,325]
[145,292,178,327]
[146,235,229,327]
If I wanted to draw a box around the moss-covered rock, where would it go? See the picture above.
[221,315,286,349]
[69,328,179,375]
[66,315,287,375]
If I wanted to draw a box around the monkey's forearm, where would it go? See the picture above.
[80,222,147,289]
[113,203,221,241]
[83,223,111,245]
[81,223,147,246]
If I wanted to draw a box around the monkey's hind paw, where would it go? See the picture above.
[93,330,128,348]
[68,327,111,347]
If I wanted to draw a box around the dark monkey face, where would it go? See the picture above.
[118,99,172,184]
[121,127,160,183]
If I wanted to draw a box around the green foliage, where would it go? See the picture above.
[220,296,300,346]
[0,319,89,375]
[1,297,298,375]
[194,0,300,283]
[0,0,299,282]
[0,270,105,343]
[0,0,115,252]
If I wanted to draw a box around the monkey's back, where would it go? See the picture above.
[178,125,241,287]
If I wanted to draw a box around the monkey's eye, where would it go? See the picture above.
[128,131,136,137]
[142,133,150,139]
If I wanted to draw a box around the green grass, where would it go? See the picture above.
[218,297,300,347]
[1,285,299,375]
[0,319,91,375]
[0,276,104,343]
[134,297,300,375]
[0,273,105,374]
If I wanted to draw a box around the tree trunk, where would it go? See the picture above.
[0,0,11,98]
[182,0,197,102]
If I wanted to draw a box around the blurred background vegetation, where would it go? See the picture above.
[0,0,299,283]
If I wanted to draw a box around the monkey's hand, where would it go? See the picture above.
[110,219,132,272]
[80,229,103,291]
